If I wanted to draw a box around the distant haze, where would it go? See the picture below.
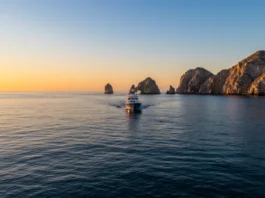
[1,0,265,92]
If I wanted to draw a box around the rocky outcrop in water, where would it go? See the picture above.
[166,85,175,94]
[137,77,160,94]
[176,67,213,94]
[199,69,230,94]
[223,50,265,95]
[104,83,114,94]
[177,50,265,96]
[129,84,136,93]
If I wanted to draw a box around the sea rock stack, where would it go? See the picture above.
[137,77,161,94]
[176,67,213,94]
[166,85,175,94]
[129,84,136,93]
[104,83,114,94]
[176,50,265,96]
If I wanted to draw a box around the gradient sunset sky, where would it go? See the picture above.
[1,0,265,92]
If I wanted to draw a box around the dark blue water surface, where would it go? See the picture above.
[1,93,265,198]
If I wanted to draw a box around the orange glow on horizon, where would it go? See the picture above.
[0,56,182,92]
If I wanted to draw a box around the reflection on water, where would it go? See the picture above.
[125,110,142,118]
[125,111,142,131]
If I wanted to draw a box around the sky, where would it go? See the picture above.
[1,0,265,92]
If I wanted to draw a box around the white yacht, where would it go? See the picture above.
[125,85,142,112]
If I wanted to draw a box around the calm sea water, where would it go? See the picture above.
[1,93,265,198]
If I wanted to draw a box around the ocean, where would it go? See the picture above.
[1,93,265,198]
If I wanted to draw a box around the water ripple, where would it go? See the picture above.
[1,93,265,197]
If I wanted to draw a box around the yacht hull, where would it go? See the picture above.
[125,103,142,112]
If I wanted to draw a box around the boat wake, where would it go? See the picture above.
[108,102,158,110]
[108,102,125,109]
[140,104,155,109]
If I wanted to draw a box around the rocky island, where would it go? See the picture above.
[176,50,265,96]
[137,77,161,94]
[166,85,175,94]
[104,83,114,94]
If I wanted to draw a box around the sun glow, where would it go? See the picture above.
[1,56,181,92]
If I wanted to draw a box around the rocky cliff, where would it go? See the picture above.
[199,69,230,94]
[223,50,265,95]
[177,50,265,96]
[248,72,265,95]
[104,83,114,94]
[166,85,175,94]
[137,77,160,94]
[176,67,213,94]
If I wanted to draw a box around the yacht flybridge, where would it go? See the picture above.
[125,86,142,112]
